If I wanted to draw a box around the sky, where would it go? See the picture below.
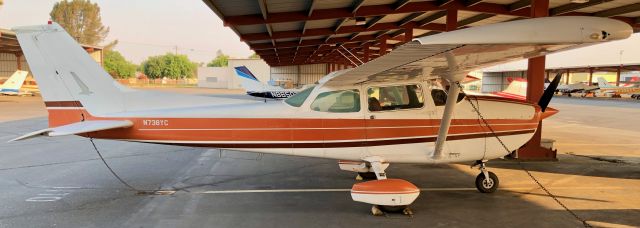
[0,0,639,68]
[0,0,254,64]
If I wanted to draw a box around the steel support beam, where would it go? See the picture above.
[518,0,555,161]
[550,0,612,16]
[379,37,388,55]
[458,13,495,27]
[446,8,458,31]
[588,67,593,86]
[15,53,22,70]
[594,2,640,18]
[616,66,621,86]
[223,1,533,26]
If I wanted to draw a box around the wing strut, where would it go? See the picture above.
[432,82,461,159]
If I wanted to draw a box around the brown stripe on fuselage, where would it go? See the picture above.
[141,129,536,149]
[44,101,84,107]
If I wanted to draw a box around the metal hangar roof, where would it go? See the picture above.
[203,0,640,66]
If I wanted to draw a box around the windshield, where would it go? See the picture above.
[284,86,315,107]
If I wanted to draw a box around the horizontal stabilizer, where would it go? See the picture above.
[9,120,133,142]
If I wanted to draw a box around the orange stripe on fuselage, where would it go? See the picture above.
[45,107,539,143]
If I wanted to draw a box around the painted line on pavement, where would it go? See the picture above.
[199,186,625,194]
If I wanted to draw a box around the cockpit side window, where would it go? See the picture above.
[431,88,466,106]
[310,89,360,113]
[367,84,424,111]
[284,86,315,107]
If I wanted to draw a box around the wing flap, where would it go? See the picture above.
[9,120,133,142]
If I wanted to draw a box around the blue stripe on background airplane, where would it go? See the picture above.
[1,70,31,96]
[234,66,299,99]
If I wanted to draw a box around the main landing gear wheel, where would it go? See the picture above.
[475,171,499,193]
[357,172,378,180]
[372,205,414,216]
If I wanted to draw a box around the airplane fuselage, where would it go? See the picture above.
[45,80,543,164]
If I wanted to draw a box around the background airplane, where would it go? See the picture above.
[555,81,599,97]
[234,66,299,99]
[0,70,32,96]
[597,77,640,98]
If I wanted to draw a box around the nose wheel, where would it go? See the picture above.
[473,161,499,193]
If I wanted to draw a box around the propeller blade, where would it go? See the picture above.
[538,73,562,112]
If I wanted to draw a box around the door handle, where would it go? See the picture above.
[369,115,376,119]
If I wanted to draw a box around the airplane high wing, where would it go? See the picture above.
[323,17,631,86]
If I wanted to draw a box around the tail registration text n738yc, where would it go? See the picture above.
[10,17,631,213]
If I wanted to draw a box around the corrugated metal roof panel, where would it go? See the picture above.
[271,21,304,32]
[315,0,355,10]
[575,0,639,13]
[236,24,267,34]
[267,0,312,13]
[214,1,261,16]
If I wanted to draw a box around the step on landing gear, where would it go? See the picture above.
[342,157,420,216]
[472,160,499,193]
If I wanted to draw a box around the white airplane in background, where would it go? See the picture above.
[0,70,31,96]
[556,81,599,96]
[9,17,631,215]
[492,78,527,100]
[597,77,640,98]
[234,66,300,99]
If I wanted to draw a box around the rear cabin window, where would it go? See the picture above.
[310,89,360,113]
[367,84,424,111]
[431,89,466,106]
[285,86,315,107]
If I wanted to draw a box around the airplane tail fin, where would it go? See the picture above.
[14,23,127,126]
[234,66,282,92]
[597,77,614,88]
[493,78,527,100]
[0,70,29,93]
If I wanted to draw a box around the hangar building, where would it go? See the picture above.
[201,0,640,160]
[482,64,640,92]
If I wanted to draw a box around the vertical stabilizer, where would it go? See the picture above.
[13,23,126,114]
[0,70,29,93]
[234,66,282,92]
[597,77,615,88]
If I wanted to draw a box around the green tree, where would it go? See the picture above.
[103,50,137,78]
[50,0,109,45]
[142,53,196,79]
[249,52,260,59]
[207,50,229,67]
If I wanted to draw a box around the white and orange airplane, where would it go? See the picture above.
[10,17,632,214]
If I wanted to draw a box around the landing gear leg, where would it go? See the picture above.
[473,161,499,193]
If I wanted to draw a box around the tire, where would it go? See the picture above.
[475,171,499,193]
[358,172,378,180]
[379,205,407,212]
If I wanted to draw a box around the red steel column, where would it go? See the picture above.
[363,43,370,63]
[616,65,621,86]
[403,24,414,42]
[517,0,555,160]
[446,9,458,31]
[588,68,593,86]
[379,37,388,56]
[15,53,23,70]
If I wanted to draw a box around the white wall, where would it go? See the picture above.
[197,59,328,89]
[197,67,232,88]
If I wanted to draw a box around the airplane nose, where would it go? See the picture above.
[541,107,559,120]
